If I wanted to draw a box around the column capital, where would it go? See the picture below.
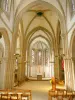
[60,33,65,39]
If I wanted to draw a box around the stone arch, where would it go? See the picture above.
[27,35,51,51]
[0,42,4,88]
[24,26,56,66]
[25,26,55,49]
[13,0,65,54]
[0,42,4,58]
[69,29,75,57]
[0,28,10,57]
[12,0,66,84]
[0,28,10,89]
[26,36,54,78]
[66,29,75,91]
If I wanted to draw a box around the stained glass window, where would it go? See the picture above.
[32,49,35,64]
[2,0,8,12]
[0,0,2,8]
[72,0,75,11]
[45,49,48,65]
[0,0,11,14]
[38,50,42,65]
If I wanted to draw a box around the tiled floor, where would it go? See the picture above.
[15,81,65,100]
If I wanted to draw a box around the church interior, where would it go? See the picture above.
[0,0,75,100]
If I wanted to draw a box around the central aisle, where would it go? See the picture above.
[15,81,64,100]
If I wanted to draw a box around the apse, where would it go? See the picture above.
[25,35,54,80]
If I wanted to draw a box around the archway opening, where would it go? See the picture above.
[26,39,54,80]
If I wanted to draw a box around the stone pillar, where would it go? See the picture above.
[20,50,26,82]
[54,56,60,79]
[3,57,13,89]
[64,57,75,91]
[0,57,8,89]
[17,57,22,82]
[71,58,75,90]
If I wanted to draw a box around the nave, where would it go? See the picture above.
[15,81,64,100]
[0,0,75,96]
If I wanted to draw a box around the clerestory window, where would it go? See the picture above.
[72,0,75,11]
[0,0,11,15]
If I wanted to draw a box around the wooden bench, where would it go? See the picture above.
[48,90,75,100]
[0,89,32,100]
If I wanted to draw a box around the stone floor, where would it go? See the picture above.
[15,81,65,100]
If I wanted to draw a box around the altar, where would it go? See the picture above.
[37,73,42,80]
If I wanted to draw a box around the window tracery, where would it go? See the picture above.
[0,0,11,15]
[72,0,75,11]
[32,49,35,64]
[31,42,49,67]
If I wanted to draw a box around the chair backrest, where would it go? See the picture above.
[21,94,29,100]
[13,89,32,100]
[10,93,18,100]
[48,90,74,100]
[49,90,57,96]
[57,90,64,96]
[0,89,32,100]
[67,91,73,96]
[1,93,8,100]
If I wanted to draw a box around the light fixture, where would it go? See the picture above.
[14,53,21,58]
[37,11,43,16]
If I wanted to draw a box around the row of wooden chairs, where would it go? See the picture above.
[48,89,75,100]
[0,89,32,100]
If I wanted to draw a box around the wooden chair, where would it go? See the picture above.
[57,90,64,100]
[13,89,32,100]
[1,93,8,100]
[10,93,18,100]
[67,91,73,100]
[49,90,58,100]
[23,90,32,100]
[0,93,1,100]
[72,91,75,99]
[21,94,29,100]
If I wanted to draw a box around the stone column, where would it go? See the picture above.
[3,57,13,89]
[71,58,75,90]
[54,56,60,79]
[64,57,75,91]
[0,57,8,89]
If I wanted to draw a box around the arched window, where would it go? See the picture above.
[32,49,35,64]
[0,0,2,8]
[0,0,11,14]
[72,0,75,11]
